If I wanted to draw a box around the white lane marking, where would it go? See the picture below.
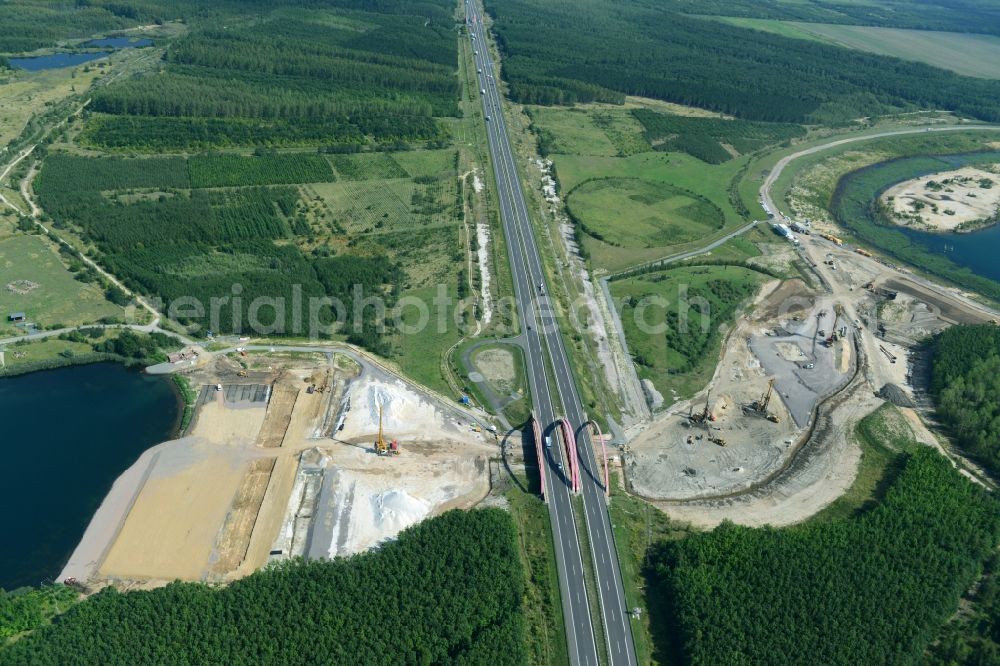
[470,8,606,663]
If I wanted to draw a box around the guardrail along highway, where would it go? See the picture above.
[465,3,638,664]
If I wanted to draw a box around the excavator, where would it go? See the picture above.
[688,397,715,425]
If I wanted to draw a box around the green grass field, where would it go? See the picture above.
[0,234,123,336]
[611,263,765,399]
[528,107,618,157]
[558,152,749,271]
[327,153,408,181]
[524,102,759,271]
[307,147,462,289]
[715,17,1000,79]
[566,177,724,249]
[392,283,464,396]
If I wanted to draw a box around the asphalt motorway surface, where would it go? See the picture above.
[466,4,638,665]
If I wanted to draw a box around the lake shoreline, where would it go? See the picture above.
[0,352,188,438]
[0,362,179,590]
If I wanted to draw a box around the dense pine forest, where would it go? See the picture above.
[931,324,1000,478]
[652,447,1000,665]
[484,0,1000,123]
[36,153,401,347]
[631,111,805,164]
[0,510,527,666]
[79,1,457,150]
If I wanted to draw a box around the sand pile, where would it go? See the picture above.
[371,490,429,538]
[339,376,453,441]
[338,481,430,555]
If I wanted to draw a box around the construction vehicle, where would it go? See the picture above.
[820,233,844,246]
[710,436,727,447]
[856,248,873,258]
[744,379,780,423]
[237,370,248,378]
[688,398,714,425]
[374,403,399,456]
[879,345,898,364]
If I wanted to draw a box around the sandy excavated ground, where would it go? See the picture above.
[96,397,268,581]
[300,443,489,559]
[883,165,1000,232]
[474,347,517,392]
[65,353,494,587]
[639,228,996,527]
[624,280,860,501]
[271,371,493,564]
[338,374,477,443]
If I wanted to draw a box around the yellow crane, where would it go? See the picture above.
[375,402,389,455]
[374,402,400,456]
[744,379,780,423]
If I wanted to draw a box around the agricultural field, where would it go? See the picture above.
[566,178,724,249]
[713,19,1000,80]
[610,263,765,399]
[0,233,123,336]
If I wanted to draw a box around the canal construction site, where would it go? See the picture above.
[621,230,999,527]
[625,279,857,501]
[61,349,494,587]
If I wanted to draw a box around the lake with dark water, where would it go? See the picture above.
[8,52,110,72]
[839,151,1000,288]
[898,218,1000,283]
[0,363,178,590]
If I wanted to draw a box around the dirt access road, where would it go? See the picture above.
[760,124,1000,216]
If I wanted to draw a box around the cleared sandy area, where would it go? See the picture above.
[882,165,1000,232]
[473,347,517,391]
[295,443,490,560]
[64,350,494,588]
[624,279,857,501]
[97,399,267,581]
[256,384,299,448]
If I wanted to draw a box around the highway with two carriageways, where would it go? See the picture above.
[466,3,638,665]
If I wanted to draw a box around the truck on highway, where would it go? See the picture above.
[481,88,486,95]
